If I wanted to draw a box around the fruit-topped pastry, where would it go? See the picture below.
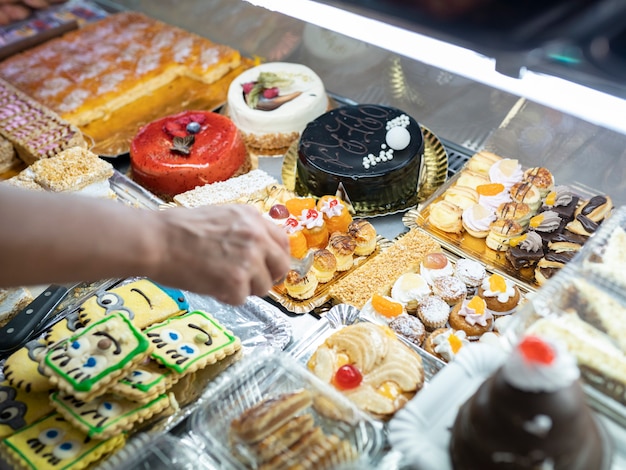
[420,252,454,286]
[476,183,511,212]
[449,296,494,340]
[488,158,523,190]
[477,273,521,315]
[317,195,353,234]
[361,293,406,323]
[282,216,308,259]
[423,328,469,362]
[541,185,579,223]
[130,110,249,198]
[299,208,329,249]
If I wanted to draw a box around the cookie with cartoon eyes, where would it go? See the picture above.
[0,381,54,439]
[144,310,241,376]
[4,339,51,394]
[0,413,126,470]
[50,391,171,439]
[77,278,189,329]
[110,360,176,404]
[41,312,152,401]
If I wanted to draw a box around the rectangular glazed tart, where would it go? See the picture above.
[0,11,242,127]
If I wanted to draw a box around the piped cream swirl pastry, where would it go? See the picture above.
[529,210,562,232]
[462,203,495,238]
[449,296,494,339]
[477,273,521,315]
[476,183,511,212]
[390,273,431,313]
[424,328,469,362]
[541,185,579,223]
[488,158,523,190]
[506,231,544,270]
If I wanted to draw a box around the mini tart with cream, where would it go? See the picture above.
[449,296,493,339]
[420,252,454,286]
[477,273,521,315]
[390,272,431,314]
[423,328,469,362]
[417,295,450,330]
[462,203,495,238]
[488,158,523,190]
[361,293,406,324]
[476,183,511,212]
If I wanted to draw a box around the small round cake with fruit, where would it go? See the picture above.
[226,62,328,152]
[296,104,425,216]
[130,110,250,198]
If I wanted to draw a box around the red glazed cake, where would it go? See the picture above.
[130,110,250,197]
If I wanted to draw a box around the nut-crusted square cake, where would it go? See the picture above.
[7,146,115,198]
[0,12,241,126]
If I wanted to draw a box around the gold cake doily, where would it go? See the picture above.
[282,126,448,217]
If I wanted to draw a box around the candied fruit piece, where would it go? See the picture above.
[508,234,527,248]
[488,274,507,293]
[499,158,520,176]
[467,296,486,315]
[285,197,316,216]
[529,214,544,228]
[372,294,403,318]
[334,364,362,390]
[476,183,505,196]
[519,335,555,365]
[377,381,401,400]
[448,333,463,354]
[545,191,557,206]
[422,252,448,269]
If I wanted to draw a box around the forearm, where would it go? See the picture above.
[0,186,162,287]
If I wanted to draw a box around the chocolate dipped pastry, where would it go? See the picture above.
[534,251,576,286]
[577,195,613,222]
[548,230,587,253]
[450,335,606,470]
[540,186,579,223]
[566,213,601,238]
[506,231,544,270]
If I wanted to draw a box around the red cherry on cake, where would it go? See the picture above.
[269,204,290,219]
[334,364,363,390]
[242,81,256,94]
[518,335,555,365]
[422,252,449,269]
[262,87,279,99]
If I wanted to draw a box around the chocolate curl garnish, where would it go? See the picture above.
[171,135,195,155]
[255,91,302,111]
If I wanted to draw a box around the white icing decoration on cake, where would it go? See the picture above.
[386,125,411,151]
[502,337,580,393]
[227,62,327,136]
[488,158,523,190]
[433,329,468,362]
[522,414,553,437]
[299,209,324,229]
[362,114,411,168]
[419,260,454,286]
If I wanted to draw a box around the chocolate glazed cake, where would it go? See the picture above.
[296,104,424,216]
[450,336,607,470]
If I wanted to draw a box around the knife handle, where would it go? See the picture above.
[0,285,68,353]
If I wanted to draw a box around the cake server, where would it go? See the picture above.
[274,251,314,285]
[0,284,69,354]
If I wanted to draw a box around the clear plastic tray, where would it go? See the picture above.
[502,262,626,427]
[188,350,385,469]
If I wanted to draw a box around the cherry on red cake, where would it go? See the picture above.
[130,110,249,197]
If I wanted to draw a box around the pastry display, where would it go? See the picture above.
[0,12,241,126]
[326,232,356,271]
[418,150,613,287]
[226,62,328,152]
[296,104,425,216]
[130,110,250,198]
[307,322,425,417]
[310,248,337,283]
[6,146,115,197]
[360,294,406,324]
[454,258,486,289]
[0,78,86,165]
[450,335,606,470]
[419,252,454,286]
[318,195,353,234]
[347,219,377,256]
[431,275,466,305]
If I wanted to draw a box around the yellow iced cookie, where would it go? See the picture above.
[0,381,54,439]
